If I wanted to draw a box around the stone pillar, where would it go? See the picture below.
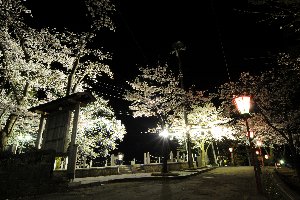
[158,157,161,163]
[82,156,87,168]
[131,158,135,165]
[170,151,173,162]
[147,152,150,164]
[183,153,186,161]
[177,151,180,162]
[144,153,147,164]
[111,155,116,166]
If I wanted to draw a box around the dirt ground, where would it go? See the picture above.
[20,166,267,200]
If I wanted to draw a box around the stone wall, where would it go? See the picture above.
[142,162,189,172]
[0,150,67,199]
[53,166,119,178]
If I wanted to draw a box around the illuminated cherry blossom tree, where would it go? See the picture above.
[218,53,300,178]
[125,63,240,166]
[125,64,185,131]
[0,0,126,158]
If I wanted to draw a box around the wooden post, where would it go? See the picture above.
[67,103,80,181]
[35,114,45,149]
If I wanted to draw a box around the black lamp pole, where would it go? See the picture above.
[234,96,263,194]
[162,138,169,173]
[245,118,263,194]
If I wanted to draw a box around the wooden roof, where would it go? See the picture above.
[28,92,96,114]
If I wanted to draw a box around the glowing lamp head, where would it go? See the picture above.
[229,147,233,153]
[247,131,254,138]
[159,129,169,138]
[255,150,259,155]
[264,155,269,159]
[234,96,251,114]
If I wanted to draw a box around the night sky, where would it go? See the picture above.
[26,0,286,162]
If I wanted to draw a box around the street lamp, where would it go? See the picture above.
[160,129,169,173]
[229,147,234,166]
[247,130,254,139]
[234,95,263,194]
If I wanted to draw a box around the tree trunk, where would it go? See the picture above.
[211,142,218,165]
[0,114,18,151]
[200,142,206,167]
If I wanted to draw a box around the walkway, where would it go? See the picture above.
[28,167,268,200]
[68,167,214,188]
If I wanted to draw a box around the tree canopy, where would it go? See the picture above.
[0,0,126,159]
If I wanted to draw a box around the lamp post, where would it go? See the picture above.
[160,129,169,173]
[229,147,234,166]
[234,96,263,194]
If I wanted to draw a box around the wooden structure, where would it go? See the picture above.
[29,92,96,181]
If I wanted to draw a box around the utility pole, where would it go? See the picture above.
[172,41,193,169]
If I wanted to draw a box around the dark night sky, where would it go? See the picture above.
[26,0,286,162]
[106,0,284,161]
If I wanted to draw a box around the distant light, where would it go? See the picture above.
[234,96,251,114]
[159,129,169,138]
[256,140,262,147]
[255,150,259,155]
[280,160,284,164]
[118,154,123,160]
[264,155,269,159]
[229,147,233,153]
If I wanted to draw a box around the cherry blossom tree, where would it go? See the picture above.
[0,0,71,149]
[125,63,241,166]
[218,53,300,178]
[125,64,185,131]
[168,100,237,166]
[0,0,126,158]
[76,98,126,160]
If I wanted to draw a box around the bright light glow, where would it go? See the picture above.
[159,129,169,138]
[229,147,233,152]
[249,131,254,138]
[265,155,269,159]
[255,150,259,155]
[256,140,262,147]
[118,154,123,160]
[246,131,254,138]
[280,159,284,164]
[234,96,251,114]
